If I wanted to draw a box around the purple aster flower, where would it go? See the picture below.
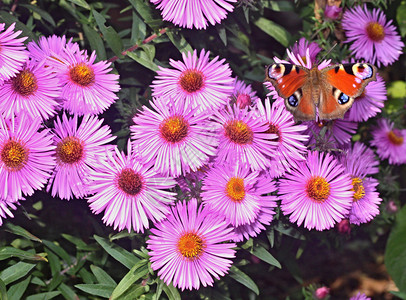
[213,104,278,171]
[290,38,322,67]
[0,59,61,120]
[0,23,28,84]
[0,199,19,226]
[346,73,387,122]
[47,48,120,115]
[47,113,115,200]
[151,49,234,112]
[232,171,278,242]
[341,142,379,176]
[370,118,406,165]
[305,115,358,150]
[150,0,237,30]
[229,78,259,109]
[0,113,55,201]
[274,48,331,70]
[342,5,404,67]
[87,141,176,233]
[350,292,371,300]
[256,98,309,177]
[27,35,80,62]
[131,97,218,177]
[147,199,236,291]
[324,5,342,20]
[278,151,354,231]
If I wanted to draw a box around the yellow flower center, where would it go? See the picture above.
[177,232,205,260]
[69,63,95,86]
[56,136,84,164]
[1,140,28,171]
[366,22,385,42]
[12,69,38,96]
[306,176,330,203]
[179,70,204,93]
[351,177,365,202]
[387,130,404,145]
[117,168,143,196]
[226,177,245,202]
[160,116,189,143]
[224,120,253,145]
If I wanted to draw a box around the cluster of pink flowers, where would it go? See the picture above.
[0,11,402,291]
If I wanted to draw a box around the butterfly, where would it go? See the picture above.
[265,63,377,121]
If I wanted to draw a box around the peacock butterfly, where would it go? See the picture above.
[265,63,377,121]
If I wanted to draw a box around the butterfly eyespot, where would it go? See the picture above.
[353,64,373,79]
[287,95,299,107]
[338,93,350,104]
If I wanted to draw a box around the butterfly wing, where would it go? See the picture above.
[265,64,316,121]
[318,63,377,120]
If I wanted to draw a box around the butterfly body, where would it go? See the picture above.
[265,63,377,121]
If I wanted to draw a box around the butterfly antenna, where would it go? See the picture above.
[318,42,338,65]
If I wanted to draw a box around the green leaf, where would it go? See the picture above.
[0,247,46,262]
[217,25,227,46]
[385,204,406,292]
[66,0,91,10]
[94,235,139,269]
[0,12,36,41]
[115,285,149,300]
[229,266,259,295]
[166,31,193,54]
[390,290,406,299]
[254,17,291,47]
[7,275,31,300]
[110,260,149,300]
[90,265,116,285]
[25,291,61,300]
[127,51,159,71]
[161,281,181,300]
[75,283,115,298]
[83,24,107,61]
[92,10,124,57]
[131,11,147,43]
[397,1,406,37]
[5,224,41,243]
[19,4,56,26]
[128,0,154,24]
[43,240,71,263]
[0,262,35,285]
[267,1,294,11]
[0,278,7,300]
[58,283,79,300]
[250,245,281,269]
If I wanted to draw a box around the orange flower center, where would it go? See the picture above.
[265,122,280,142]
[12,69,38,96]
[177,232,205,260]
[179,70,204,93]
[224,120,253,145]
[366,22,385,42]
[351,177,365,202]
[306,176,330,203]
[160,116,189,143]
[387,130,404,145]
[226,177,245,202]
[117,168,144,196]
[1,140,28,171]
[69,63,95,86]
[56,136,84,164]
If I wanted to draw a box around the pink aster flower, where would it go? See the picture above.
[213,104,278,171]
[150,0,237,30]
[147,199,236,291]
[230,78,259,109]
[370,118,406,165]
[290,38,322,67]
[256,98,309,177]
[27,35,79,62]
[346,73,387,122]
[342,142,379,176]
[0,23,28,83]
[47,48,120,115]
[232,171,278,242]
[151,49,234,112]
[47,113,115,200]
[304,116,358,150]
[315,286,330,299]
[350,292,371,300]
[324,5,342,20]
[0,59,60,120]
[342,5,404,67]
[278,151,354,231]
[131,97,218,177]
[0,199,20,226]
[0,113,55,201]
[87,141,176,233]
